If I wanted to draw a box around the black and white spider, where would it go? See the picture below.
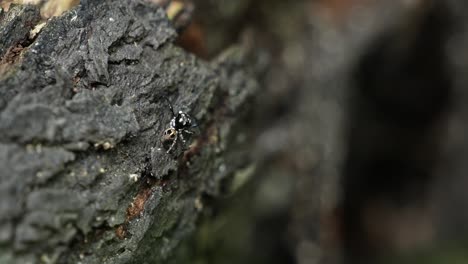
[161,97,197,153]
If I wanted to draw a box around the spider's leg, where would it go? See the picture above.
[162,96,175,116]
[190,117,198,128]
[182,129,194,134]
[179,132,187,144]
[167,133,178,153]
[189,119,200,134]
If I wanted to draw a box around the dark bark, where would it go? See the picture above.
[4,0,468,263]
[0,1,259,263]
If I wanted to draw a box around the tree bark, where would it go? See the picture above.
[0,1,259,263]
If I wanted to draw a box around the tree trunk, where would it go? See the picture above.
[0,1,259,263]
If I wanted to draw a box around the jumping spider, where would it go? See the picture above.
[161,97,197,153]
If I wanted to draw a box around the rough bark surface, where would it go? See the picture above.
[0,1,258,263]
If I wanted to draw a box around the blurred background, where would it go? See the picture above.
[3,0,468,263]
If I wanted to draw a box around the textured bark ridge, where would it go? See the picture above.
[0,1,258,263]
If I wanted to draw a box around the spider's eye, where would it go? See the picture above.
[170,133,176,139]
